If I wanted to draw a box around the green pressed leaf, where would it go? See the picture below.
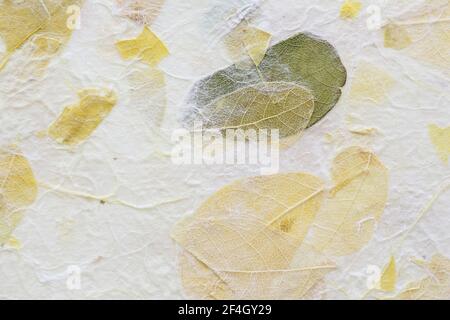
[184,33,347,137]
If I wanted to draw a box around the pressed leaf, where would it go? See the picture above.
[382,1,450,72]
[185,32,347,134]
[394,254,450,300]
[309,147,389,256]
[48,88,117,145]
[172,173,330,299]
[185,81,315,137]
[348,62,395,105]
[383,24,412,50]
[224,24,272,67]
[116,0,165,25]
[116,26,169,66]
[0,0,83,71]
[380,256,397,292]
[173,147,388,298]
[0,149,37,245]
[428,124,450,165]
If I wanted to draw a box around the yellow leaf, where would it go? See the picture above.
[383,1,450,72]
[48,88,117,145]
[340,0,362,20]
[383,24,413,50]
[6,236,22,250]
[173,147,388,298]
[0,0,83,71]
[309,147,389,256]
[380,256,397,292]
[394,254,450,300]
[172,173,330,299]
[116,26,169,66]
[348,62,395,105]
[225,24,272,67]
[428,124,450,164]
[0,149,37,245]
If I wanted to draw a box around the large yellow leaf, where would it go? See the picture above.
[380,256,397,292]
[382,1,450,73]
[0,0,83,71]
[173,147,389,298]
[224,23,272,67]
[309,147,389,256]
[0,149,37,245]
[172,173,329,299]
[428,124,450,165]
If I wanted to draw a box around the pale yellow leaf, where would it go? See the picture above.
[383,24,413,50]
[172,173,330,299]
[394,254,450,300]
[428,124,450,164]
[0,149,37,245]
[116,26,169,66]
[380,256,397,292]
[348,62,395,105]
[309,147,389,256]
[383,1,450,72]
[48,88,117,145]
[0,0,83,71]
[225,24,272,67]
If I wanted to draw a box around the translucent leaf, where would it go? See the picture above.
[116,26,169,66]
[173,147,388,298]
[348,62,395,105]
[48,88,117,145]
[380,256,397,292]
[394,254,450,300]
[172,173,332,299]
[185,81,315,138]
[339,0,362,20]
[0,0,83,71]
[0,149,37,245]
[309,147,389,256]
[185,33,347,135]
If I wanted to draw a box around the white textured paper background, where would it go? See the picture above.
[0,0,448,299]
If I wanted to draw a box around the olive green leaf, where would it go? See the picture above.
[184,33,347,138]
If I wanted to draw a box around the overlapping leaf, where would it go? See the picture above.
[184,33,347,138]
[394,254,450,300]
[48,88,117,145]
[173,147,388,299]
